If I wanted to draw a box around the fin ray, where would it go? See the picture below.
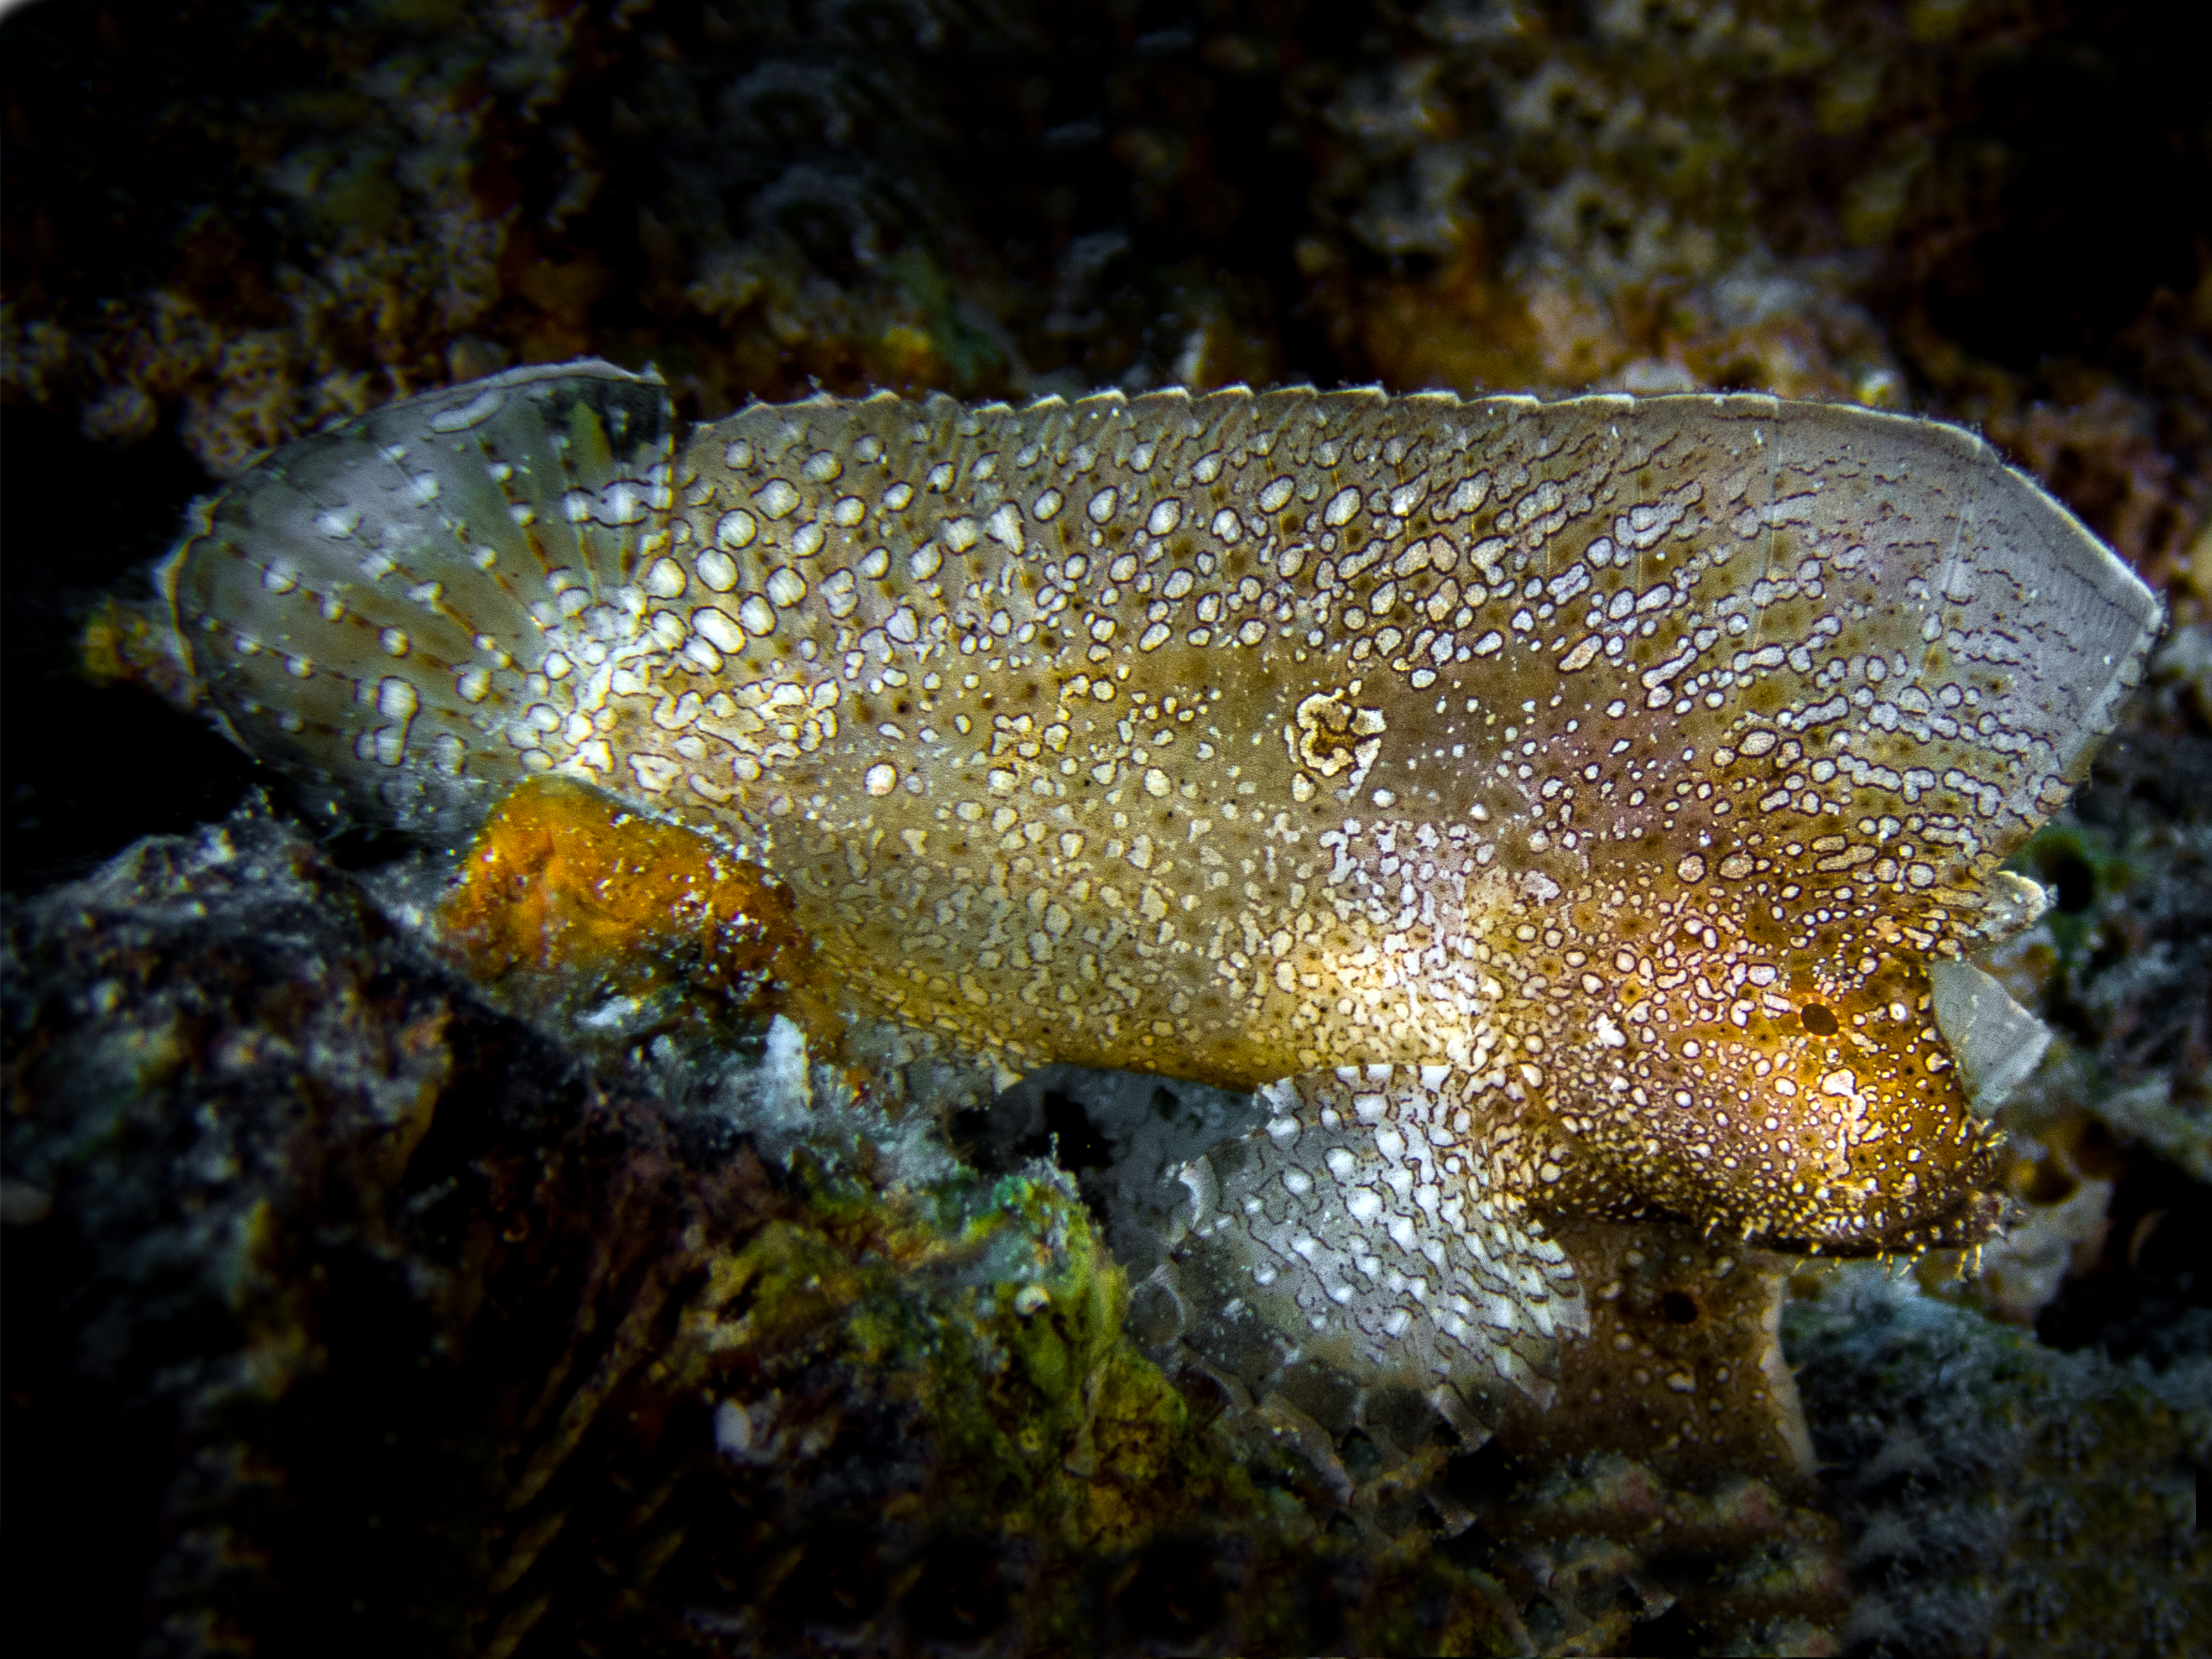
[171,361,675,833]
[1164,1065,1588,1418]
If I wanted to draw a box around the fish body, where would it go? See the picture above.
[160,361,2161,1408]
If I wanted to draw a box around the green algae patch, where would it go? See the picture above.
[679,1156,1259,1537]
[662,1155,1535,1653]
[2010,818,2135,967]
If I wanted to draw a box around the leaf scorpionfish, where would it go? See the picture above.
[145,360,2162,1420]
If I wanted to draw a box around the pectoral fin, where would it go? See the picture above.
[1153,1065,1589,1423]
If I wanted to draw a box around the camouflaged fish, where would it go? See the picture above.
[150,360,2161,1416]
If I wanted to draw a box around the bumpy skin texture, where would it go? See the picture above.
[164,362,2160,1406]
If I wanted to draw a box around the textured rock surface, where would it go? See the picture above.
[0,808,1548,1656]
[1786,1260,2209,1659]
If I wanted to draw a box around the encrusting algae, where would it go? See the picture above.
[131,359,2161,1423]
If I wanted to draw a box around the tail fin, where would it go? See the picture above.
[165,361,677,837]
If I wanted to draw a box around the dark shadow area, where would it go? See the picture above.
[1624,1600,1699,1657]
[1113,1534,1230,1647]
[1907,11,2211,374]
[900,1533,1014,1647]
[2038,1144,2212,1365]
[1,403,263,892]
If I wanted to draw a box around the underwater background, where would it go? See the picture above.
[3,2,2206,1654]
